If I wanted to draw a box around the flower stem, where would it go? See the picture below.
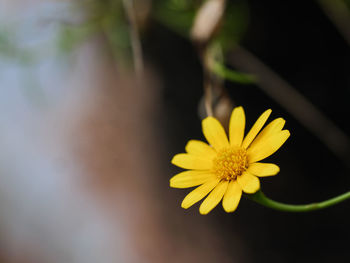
[211,61,257,84]
[247,190,350,212]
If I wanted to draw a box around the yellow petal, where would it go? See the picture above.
[247,162,280,177]
[202,117,229,151]
[222,180,242,213]
[248,118,285,151]
[237,171,260,194]
[247,130,290,163]
[229,106,246,147]
[242,109,272,149]
[170,170,216,188]
[199,180,229,214]
[185,140,216,159]
[181,178,220,209]
[171,153,213,170]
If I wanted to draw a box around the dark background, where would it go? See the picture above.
[145,0,350,262]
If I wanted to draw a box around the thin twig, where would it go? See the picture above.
[122,0,144,81]
[229,46,350,164]
[203,78,214,117]
[192,0,227,117]
[318,0,350,46]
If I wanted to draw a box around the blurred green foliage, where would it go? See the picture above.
[0,28,34,64]
[216,1,249,52]
[2,0,349,87]
[153,0,249,51]
[153,0,200,37]
[1,0,250,69]
[58,0,132,66]
[152,0,251,84]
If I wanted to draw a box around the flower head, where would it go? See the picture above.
[170,107,290,214]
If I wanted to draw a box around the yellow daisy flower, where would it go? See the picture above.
[170,106,290,215]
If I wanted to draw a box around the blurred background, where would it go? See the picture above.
[0,0,350,262]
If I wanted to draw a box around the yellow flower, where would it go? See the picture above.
[170,106,290,215]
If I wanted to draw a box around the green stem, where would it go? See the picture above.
[211,61,257,84]
[247,190,350,212]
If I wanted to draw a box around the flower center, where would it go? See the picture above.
[212,147,248,181]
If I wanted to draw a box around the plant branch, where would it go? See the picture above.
[248,190,350,212]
